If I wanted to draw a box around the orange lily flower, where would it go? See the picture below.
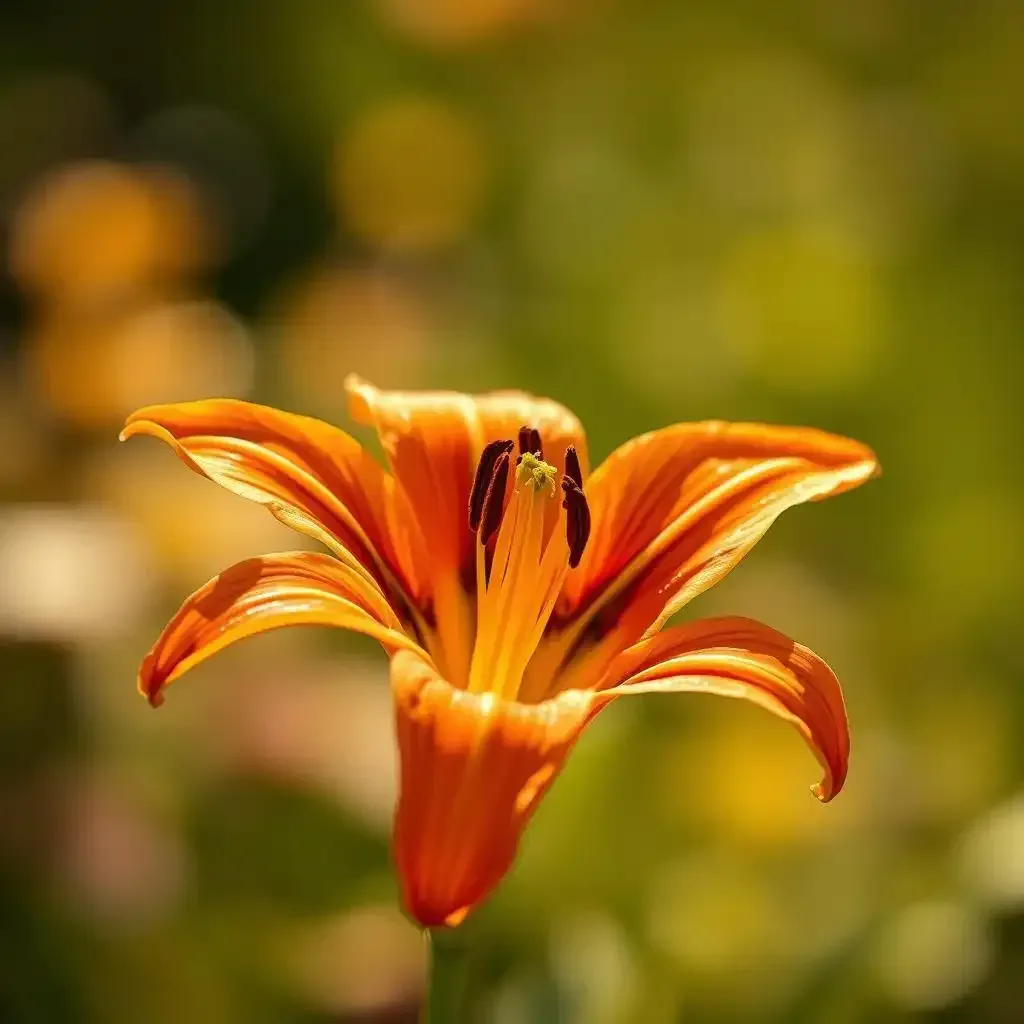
[122,377,878,929]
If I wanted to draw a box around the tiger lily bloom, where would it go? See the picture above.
[122,377,878,929]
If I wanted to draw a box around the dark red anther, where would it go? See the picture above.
[518,424,543,459]
[561,476,591,568]
[469,439,514,532]
[518,426,532,456]
[480,452,512,546]
[529,427,543,459]
[564,446,583,489]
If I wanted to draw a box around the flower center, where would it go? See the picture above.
[466,431,590,700]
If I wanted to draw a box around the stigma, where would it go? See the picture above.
[466,431,590,700]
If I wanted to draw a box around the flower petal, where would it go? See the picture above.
[347,375,588,567]
[390,649,596,928]
[391,614,850,926]
[140,551,425,707]
[348,376,587,684]
[596,616,850,802]
[121,400,419,607]
[556,422,877,658]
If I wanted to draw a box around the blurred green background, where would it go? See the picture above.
[1,1,1022,1021]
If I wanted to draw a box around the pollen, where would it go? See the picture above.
[516,451,557,494]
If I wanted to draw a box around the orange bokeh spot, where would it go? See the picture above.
[273,265,430,412]
[10,160,214,305]
[375,0,546,47]
[24,300,251,428]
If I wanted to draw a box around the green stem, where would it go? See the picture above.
[422,927,471,1023]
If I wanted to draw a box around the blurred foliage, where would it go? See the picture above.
[1,0,1023,1020]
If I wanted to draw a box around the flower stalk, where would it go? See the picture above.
[422,928,471,1023]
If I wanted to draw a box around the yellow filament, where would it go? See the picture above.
[467,456,570,700]
[490,495,542,698]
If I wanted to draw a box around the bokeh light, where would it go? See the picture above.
[1,1,1023,1021]
[960,794,1024,913]
[0,506,152,640]
[270,265,431,415]
[334,96,487,254]
[23,299,253,428]
[717,225,880,394]
[873,900,995,1012]
[281,905,424,1016]
[372,0,549,48]
[10,161,213,306]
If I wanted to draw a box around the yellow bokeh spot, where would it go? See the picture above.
[658,700,856,849]
[334,97,486,254]
[647,853,783,976]
[718,225,879,393]
[873,901,993,1011]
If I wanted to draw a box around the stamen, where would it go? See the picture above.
[479,451,511,546]
[518,426,532,456]
[469,439,514,532]
[564,445,583,489]
[517,424,544,459]
[561,477,591,568]
[467,450,569,700]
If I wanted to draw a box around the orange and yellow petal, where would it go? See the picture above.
[555,421,877,666]
[121,400,419,606]
[347,375,588,569]
[140,551,425,707]
[348,376,587,684]
[597,616,850,802]
[390,649,597,928]
[390,611,849,928]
